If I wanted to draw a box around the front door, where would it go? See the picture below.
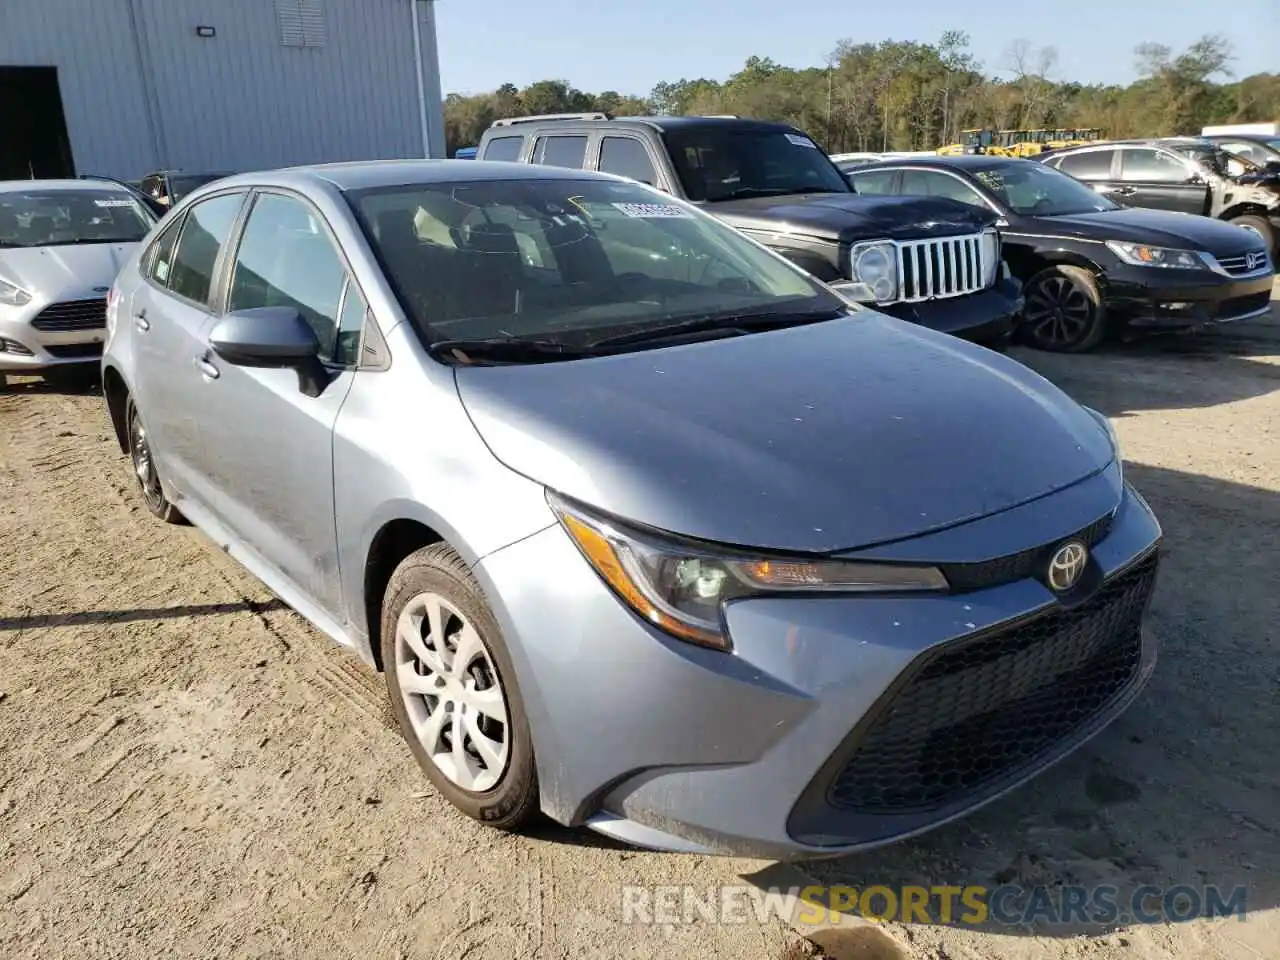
[1115,147,1211,215]
[186,190,366,614]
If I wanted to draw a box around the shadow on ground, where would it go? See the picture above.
[0,369,102,397]
[1012,310,1280,418]
[752,461,1279,940]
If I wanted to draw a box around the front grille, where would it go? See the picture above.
[828,552,1158,814]
[30,298,107,331]
[1214,249,1270,276]
[1214,290,1271,321]
[44,342,103,359]
[897,234,988,302]
[940,512,1114,593]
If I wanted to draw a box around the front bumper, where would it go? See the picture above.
[0,298,108,371]
[1102,264,1274,332]
[878,275,1024,342]
[473,464,1162,860]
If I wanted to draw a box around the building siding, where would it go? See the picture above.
[0,0,441,179]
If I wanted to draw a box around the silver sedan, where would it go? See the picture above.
[0,179,156,389]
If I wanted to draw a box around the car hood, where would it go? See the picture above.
[0,243,140,299]
[455,313,1114,554]
[1030,207,1266,256]
[707,193,997,245]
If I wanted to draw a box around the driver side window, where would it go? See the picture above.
[228,192,348,361]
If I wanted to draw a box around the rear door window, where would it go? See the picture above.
[598,137,658,185]
[166,192,245,305]
[483,136,524,162]
[532,135,588,169]
[899,170,985,207]
[1057,150,1115,180]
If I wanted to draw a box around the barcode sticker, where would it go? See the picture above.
[786,134,818,149]
[94,199,134,208]
[611,202,691,219]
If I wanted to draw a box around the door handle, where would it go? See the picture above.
[133,310,150,332]
[195,355,220,380]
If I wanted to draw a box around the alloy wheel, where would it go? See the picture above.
[129,412,166,512]
[394,592,510,792]
[1024,275,1095,348]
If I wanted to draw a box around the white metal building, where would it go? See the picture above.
[0,0,446,181]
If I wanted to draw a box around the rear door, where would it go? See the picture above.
[130,190,248,502]
[185,189,363,613]
[1115,147,1210,215]
[1053,148,1119,203]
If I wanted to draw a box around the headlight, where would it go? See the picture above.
[980,227,1000,286]
[550,493,948,651]
[1105,241,1206,270]
[849,240,898,303]
[0,278,32,306]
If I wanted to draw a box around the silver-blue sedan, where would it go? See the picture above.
[101,160,1162,860]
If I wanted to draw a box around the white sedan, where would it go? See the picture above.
[0,179,157,389]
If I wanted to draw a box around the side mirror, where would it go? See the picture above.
[828,280,877,304]
[209,307,330,397]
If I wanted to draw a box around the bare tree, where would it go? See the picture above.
[1002,39,1059,128]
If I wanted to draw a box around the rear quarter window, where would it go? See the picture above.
[483,136,524,162]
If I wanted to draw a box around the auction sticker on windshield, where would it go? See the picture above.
[611,202,691,219]
[94,199,135,208]
[786,134,818,149]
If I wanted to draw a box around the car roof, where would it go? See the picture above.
[487,115,800,136]
[199,159,635,194]
[0,178,134,194]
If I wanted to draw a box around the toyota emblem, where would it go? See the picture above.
[1047,541,1088,593]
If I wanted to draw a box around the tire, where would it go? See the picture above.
[125,397,185,523]
[381,543,539,830]
[1019,265,1108,353]
[1227,214,1274,258]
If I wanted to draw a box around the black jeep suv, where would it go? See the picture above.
[476,114,1024,345]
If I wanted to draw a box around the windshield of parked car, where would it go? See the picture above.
[0,189,155,247]
[662,127,852,202]
[346,177,844,351]
[974,162,1119,216]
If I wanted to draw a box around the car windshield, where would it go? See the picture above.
[346,177,842,349]
[974,163,1119,216]
[0,189,155,247]
[662,128,852,202]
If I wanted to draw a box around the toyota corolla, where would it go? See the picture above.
[101,161,1162,859]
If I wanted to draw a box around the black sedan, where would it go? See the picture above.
[840,155,1275,352]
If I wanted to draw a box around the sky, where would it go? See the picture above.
[434,0,1277,98]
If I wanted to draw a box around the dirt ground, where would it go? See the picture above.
[1,288,1277,960]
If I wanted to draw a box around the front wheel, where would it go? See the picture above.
[381,543,539,830]
[1020,265,1107,353]
[125,398,185,523]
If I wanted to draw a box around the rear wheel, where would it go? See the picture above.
[125,397,185,523]
[1020,265,1107,353]
[1227,214,1274,258]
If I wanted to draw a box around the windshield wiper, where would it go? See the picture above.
[713,186,842,201]
[587,308,844,349]
[428,337,603,365]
